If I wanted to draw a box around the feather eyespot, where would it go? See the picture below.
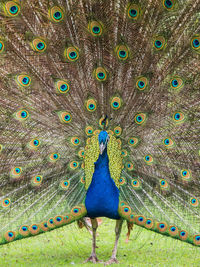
[181,169,191,181]
[16,74,31,87]
[49,153,60,162]
[126,162,134,171]
[179,230,188,241]
[0,41,5,53]
[54,215,64,226]
[191,36,200,52]
[114,126,122,136]
[64,46,79,62]
[144,155,153,165]
[157,222,168,232]
[19,225,29,236]
[15,109,29,121]
[134,113,147,125]
[47,218,55,229]
[32,175,43,186]
[128,137,140,147]
[127,4,140,20]
[88,21,103,37]
[56,80,70,94]
[28,138,41,150]
[94,67,107,82]
[119,177,126,185]
[163,137,174,148]
[111,97,122,110]
[131,179,141,189]
[193,235,200,246]
[115,44,129,60]
[2,198,11,208]
[49,6,64,22]
[153,36,166,50]
[170,77,184,90]
[60,180,70,190]
[145,218,154,229]
[81,176,86,184]
[190,197,199,207]
[5,231,15,242]
[172,111,185,124]
[71,137,80,146]
[5,1,20,17]
[136,77,148,91]
[135,215,146,226]
[159,179,170,190]
[31,38,47,52]
[163,0,175,10]
[85,126,94,136]
[29,224,40,235]
[69,161,79,170]
[86,99,97,112]
[10,167,22,178]
[169,225,179,236]
[121,149,128,157]
[58,111,72,123]
[120,205,132,217]
[78,149,85,159]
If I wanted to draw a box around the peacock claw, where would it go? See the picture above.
[104,258,118,265]
[84,255,103,264]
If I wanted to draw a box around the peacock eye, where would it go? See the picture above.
[134,113,147,125]
[170,77,184,90]
[94,67,107,82]
[32,175,43,186]
[5,2,21,17]
[58,111,72,123]
[181,169,191,181]
[64,47,79,62]
[114,126,122,136]
[49,6,64,22]
[127,4,140,20]
[88,21,103,37]
[60,180,70,190]
[15,109,29,121]
[136,77,148,91]
[71,137,80,146]
[111,97,122,110]
[163,137,174,148]
[70,161,79,170]
[144,155,154,165]
[86,99,97,112]
[0,41,5,53]
[49,153,60,162]
[56,80,70,94]
[31,38,47,52]
[191,36,200,52]
[153,36,166,50]
[115,44,129,60]
[163,0,175,10]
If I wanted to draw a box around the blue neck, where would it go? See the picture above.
[85,148,120,219]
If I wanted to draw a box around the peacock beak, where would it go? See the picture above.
[99,142,106,155]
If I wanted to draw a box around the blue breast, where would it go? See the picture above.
[85,148,120,219]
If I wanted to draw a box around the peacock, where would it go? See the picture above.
[0,0,200,264]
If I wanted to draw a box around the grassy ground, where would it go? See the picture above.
[0,218,199,267]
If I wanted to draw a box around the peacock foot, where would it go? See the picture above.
[84,255,103,264]
[104,258,118,265]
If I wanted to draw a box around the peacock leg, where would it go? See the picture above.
[104,218,123,265]
[84,218,102,263]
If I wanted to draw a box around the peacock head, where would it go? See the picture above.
[98,131,109,155]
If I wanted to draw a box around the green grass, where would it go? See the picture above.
[0,218,199,267]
